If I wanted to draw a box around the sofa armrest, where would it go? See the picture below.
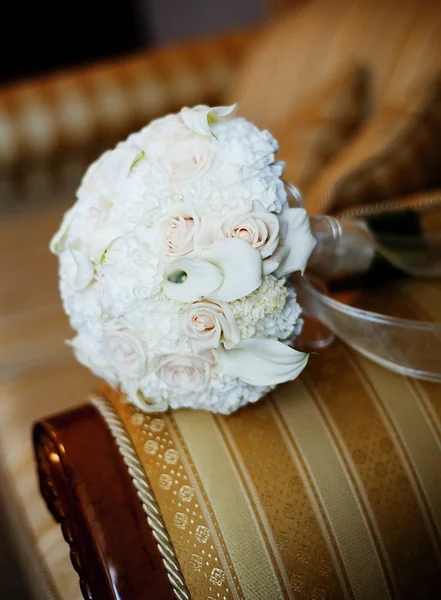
[34,403,175,600]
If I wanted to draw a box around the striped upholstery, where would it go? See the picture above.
[102,279,441,599]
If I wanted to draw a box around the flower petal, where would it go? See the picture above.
[83,146,143,195]
[67,244,94,290]
[218,338,309,386]
[180,104,236,136]
[202,238,262,302]
[89,228,123,263]
[102,147,143,191]
[275,207,316,277]
[50,208,73,254]
[263,245,289,275]
[210,104,237,121]
[163,257,223,302]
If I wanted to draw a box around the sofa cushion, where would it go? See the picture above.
[304,75,441,215]
[273,65,370,194]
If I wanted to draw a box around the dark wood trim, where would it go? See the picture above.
[33,403,175,600]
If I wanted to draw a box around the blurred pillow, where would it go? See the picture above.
[272,65,370,194]
[305,74,441,215]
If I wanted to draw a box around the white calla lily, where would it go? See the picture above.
[67,244,95,291]
[203,238,262,302]
[82,146,144,196]
[274,206,316,277]
[50,208,73,254]
[180,104,236,136]
[163,257,223,302]
[88,227,123,263]
[218,338,309,386]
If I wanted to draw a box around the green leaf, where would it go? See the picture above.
[129,150,145,172]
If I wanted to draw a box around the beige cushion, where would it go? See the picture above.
[304,75,441,215]
[272,65,370,194]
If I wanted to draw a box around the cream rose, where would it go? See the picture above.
[103,324,146,378]
[155,353,212,393]
[147,114,189,140]
[181,299,239,352]
[161,137,213,182]
[221,209,279,266]
[157,204,199,258]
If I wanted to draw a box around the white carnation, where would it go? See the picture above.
[52,105,316,413]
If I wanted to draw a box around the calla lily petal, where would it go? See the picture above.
[67,245,94,291]
[83,146,143,195]
[203,238,262,302]
[180,104,236,136]
[263,245,289,275]
[274,207,316,277]
[102,146,143,191]
[218,338,309,386]
[50,208,73,254]
[163,257,223,302]
[89,228,123,263]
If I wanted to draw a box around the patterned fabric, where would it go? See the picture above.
[305,75,441,215]
[103,279,441,600]
[273,65,370,194]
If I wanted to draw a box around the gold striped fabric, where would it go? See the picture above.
[106,278,441,600]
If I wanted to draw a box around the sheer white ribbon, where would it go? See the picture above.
[285,183,441,383]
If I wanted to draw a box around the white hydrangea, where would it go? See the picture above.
[52,105,316,414]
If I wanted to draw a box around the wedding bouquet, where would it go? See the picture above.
[51,104,318,413]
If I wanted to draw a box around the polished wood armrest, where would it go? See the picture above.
[34,403,174,600]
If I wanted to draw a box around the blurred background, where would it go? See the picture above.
[1,0,267,85]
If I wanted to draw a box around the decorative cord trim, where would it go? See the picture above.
[90,394,191,600]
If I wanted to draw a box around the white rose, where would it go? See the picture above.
[157,204,199,258]
[103,324,146,378]
[155,353,212,393]
[181,299,239,352]
[70,332,115,384]
[161,137,213,182]
[145,114,189,140]
[221,208,279,264]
